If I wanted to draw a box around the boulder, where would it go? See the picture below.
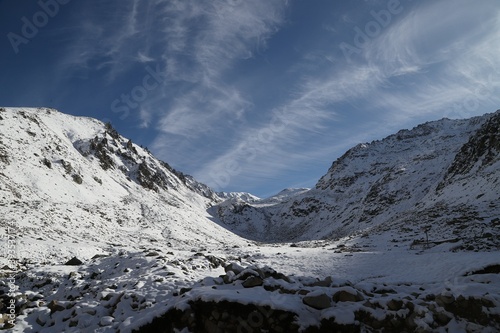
[224,263,244,275]
[47,300,65,313]
[65,257,83,266]
[100,316,114,326]
[311,276,333,287]
[333,289,364,302]
[303,293,332,310]
[387,299,403,311]
[242,276,264,288]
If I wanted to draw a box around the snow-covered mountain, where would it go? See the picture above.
[217,191,261,203]
[0,107,499,332]
[258,188,310,205]
[214,111,500,251]
[0,107,247,265]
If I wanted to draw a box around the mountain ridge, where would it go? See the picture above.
[214,110,500,251]
[0,107,246,266]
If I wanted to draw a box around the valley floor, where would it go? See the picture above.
[2,239,499,332]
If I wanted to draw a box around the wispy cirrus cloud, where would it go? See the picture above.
[193,62,383,189]
[59,0,148,80]
[47,0,500,195]
[362,0,500,121]
[148,0,289,157]
[59,0,288,134]
[192,0,500,191]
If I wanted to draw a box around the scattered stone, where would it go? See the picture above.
[36,315,47,326]
[224,263,244,275]
[435,293,455,307]
[205,255,225,268]
[481,297,495,308]
[81,308,97,315]
[180,288,192,295]
[234,269,261,281]
[100,316,114,326]
[468,264,500,275]
[269,271,291,283]
[72,174,83,184]
[433,311,452,325]
[303,293,332,310]
[333,289,364,302]
[91,254,109,259]
[65,257,83,266]
[47,300,65,313]
[311,276,333,287]
[387,299,404,311]
[242,276,263,288]
[373,288,397,295]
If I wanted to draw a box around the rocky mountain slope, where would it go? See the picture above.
[0,107,247,266]
[214,111,500,252]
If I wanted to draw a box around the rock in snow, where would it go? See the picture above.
[64,257,83,266]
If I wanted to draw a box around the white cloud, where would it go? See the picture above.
[52,0,500,193]
[193,0,500,190]
[364,0,500,120]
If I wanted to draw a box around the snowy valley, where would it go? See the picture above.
[0,107,499,332]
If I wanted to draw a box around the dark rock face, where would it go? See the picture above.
[439,111,500,189]
[303,293,331,310]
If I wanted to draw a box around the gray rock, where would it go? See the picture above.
[65,257,83,266]
[435,293,455,307]
[224,263,244,275]
[387,299,403,311]
[333,289,364,302]
[303,293,332,310]
[47,300,65,313]
[242,276,263,288]
[311,276,333,287]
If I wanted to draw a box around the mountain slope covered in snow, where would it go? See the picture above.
[0,107,247,265]
[215,111,500,252]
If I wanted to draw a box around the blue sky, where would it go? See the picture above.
[1,0,500,197]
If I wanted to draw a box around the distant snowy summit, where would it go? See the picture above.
[217,191,261,203]
[257,188,311,205]
[217,188,311,205]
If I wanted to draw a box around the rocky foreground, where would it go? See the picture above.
[2,249,499,332]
